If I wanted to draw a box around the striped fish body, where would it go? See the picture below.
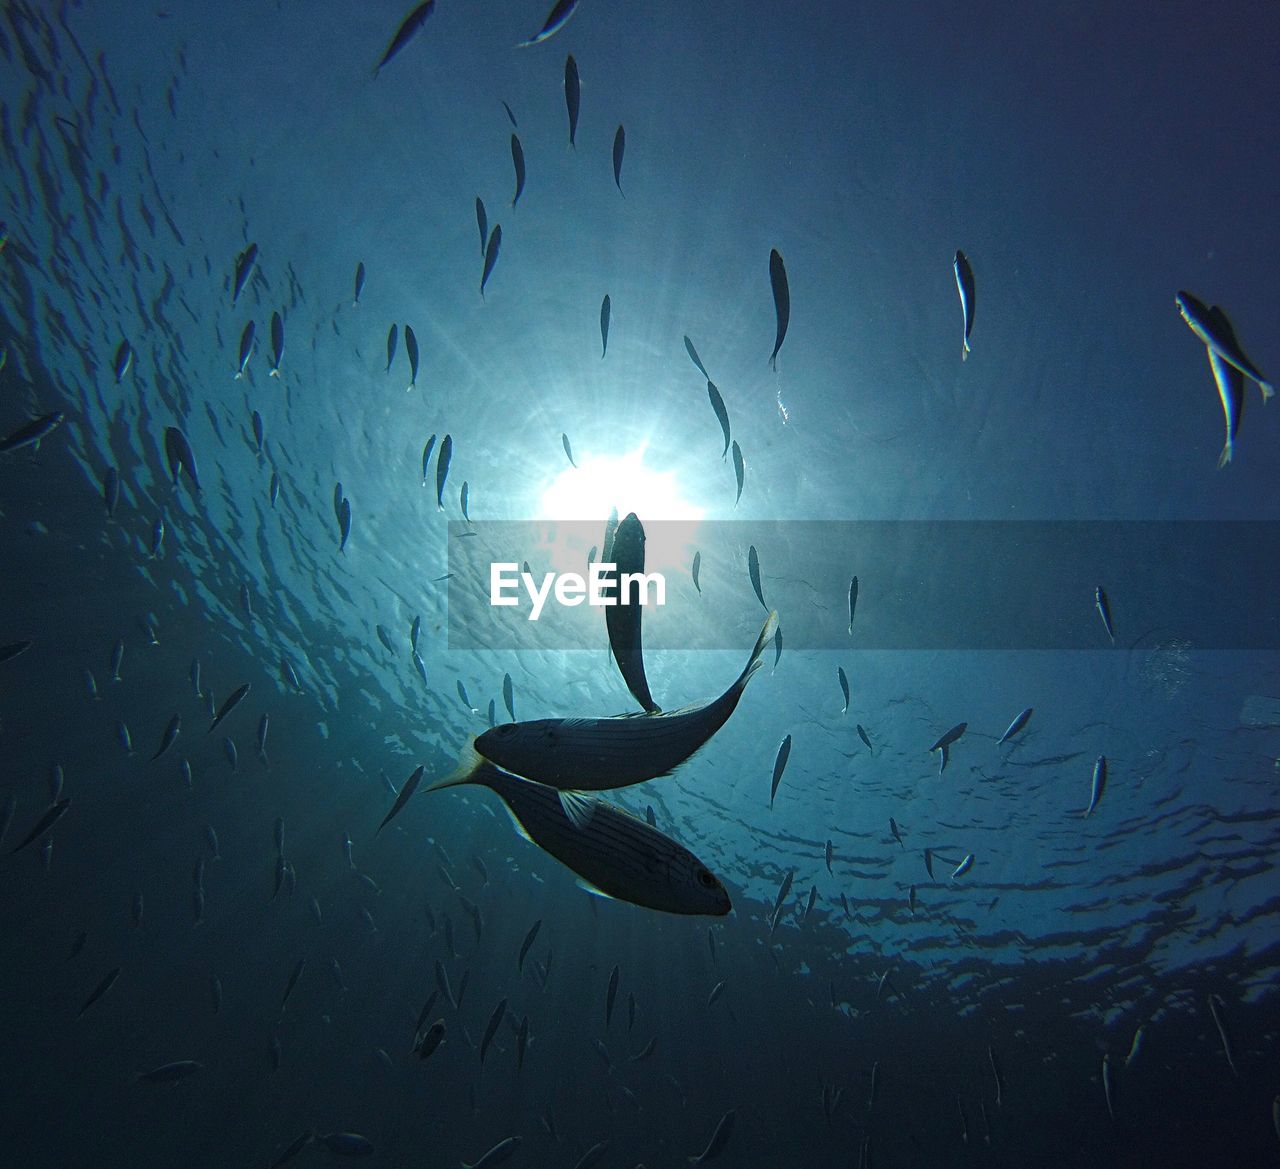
[474,763,730,916]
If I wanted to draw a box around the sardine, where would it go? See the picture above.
[1176,291,1273,400]
[998,707,1032,744]
[436,434,453,509]
[768,248,789,370]
[612,125,625,194]
[511,135,525,205]
[600,294,611,358]
[731,441,745,507]
[481,225,502,297]
[770,734,792,808]
[707,381,731,457]
[564,55,580,147]
[954,250,975,360]
[373,0,436,77]
[519,0,579,46]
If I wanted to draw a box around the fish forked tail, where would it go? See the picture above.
[1261,380,1275,402]
[1218,441,1234,470]
[427,737,487,793]
[736,610,779,692]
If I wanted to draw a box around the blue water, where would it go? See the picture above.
[2,1,1279,1165]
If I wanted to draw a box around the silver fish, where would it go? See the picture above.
[268,311,284,376]
[462,1136,521,1169]
[1084,755,1107,817]
[113,339,132,383]
[998,707,1032,744]
[1177,291,1273,400]
[954,250,975,360]
[1102,1053,1115,1120]
[691,1110,736,1164]
[519,0,579,46]
[404,323,419,390]
[1095,585,1115,644]
[1207,992,1238,1077]
[838,666,849,714]
[235,320,255,379]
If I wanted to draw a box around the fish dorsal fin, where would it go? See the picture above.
[559,790,596,830]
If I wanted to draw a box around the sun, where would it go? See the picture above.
[539,445,704,523]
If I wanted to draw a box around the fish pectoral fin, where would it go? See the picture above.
[574,876,618,901]
[559,790,597,830]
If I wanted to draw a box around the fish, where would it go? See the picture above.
[988,1046,1003,1106]
[256,714,270,766]
[707,381,731,457]
[1201,307,1247,466]
[353,262,365,306]
[10,799,70,855]
[747,545,767,610]
[113,339,132,382]
[1,411,64,453]
[606,965,620,1025]
[373,1,436,76]
[404,323,419,390]
[418,434,438,486]
[1,641,32,665]
[150,714,180,761]
[768,248,789,370]
[612,125,625,194]
[271,1131,314,1168]
[480,998,507,1064]
[837,667,850,714]
[1102,1053,1115,1120]
[137,1060,203,1084]
[520,0,579,46]
[562,433,577,467]
[600,294,611,357]
[103,467,119,517]
[417,1019,446,1060]
[770,734,792,808]
[825,839,834,874]
[954,250,975,360]
[77,966,121,1017]
[604,513,660,713]
[149,514,166,559]
[510,135,525,205]
[848,576,858,632]
[118,721,134,754]
[339,496,352,552]
[1176,291,1273,400]
[235,320,255,378]
[280,656,302,692]
[1207,992,1239,1076]
[164,427,200,490]
[502,672,515,720]
[280,958,305,1012]
[252,410,265,452]
[929,722,966,774]
[454,610,776,794]
[564,55,580,147]
[998,707,1032,744]
[731,441,745,507]
[0,795,15,848]
[951,854,974,879]
[707,980,725,1006]
[692,550,702,594]
[433,762,732,915]
[1124,1026,1145,1070]
[84,669,99,699]
[481,225,502,296]
[473,199,489,259]
[1095,586,1115,645]
[463,1136,522,1169]
[436,435,453,509]
[232,243,257,303]
[684,335,710,379]
[909,884,918,914]
[208,684,250,733]
[518,919,541,972]
[377,765,425,834]
[412,651,428,685]
[690,1110,736,1164]
[376,624,397,655]
[384,326,400,377]
[268,311,284,376]
[1084,755,1107,817]
[573,1142,608,1169]
[889,818,904,848]
[224,738,238,773]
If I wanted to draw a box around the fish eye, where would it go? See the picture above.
[696,868,715,888]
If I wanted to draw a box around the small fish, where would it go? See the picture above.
[417,1019,446,1060]
[564,55,580,147]
[954,250,975,360]
[988,1045,1003,1106]
[1095,586,1115,645]
[463,1136,522,1169]
[518,920,541,972]
[436,434,453,509]
[748,545,767,610]
[103,467,119,517]
[707,979,726,1007]
[251,410,265,453]
[825,839,833,874]
[163,426,200,490]
[83,669,99,699]
[404,324,419,390]
[419,434,438,486]
[889,818,904,848]
[1176,291,1273,400]
[1102,1053,1115,1120]
[929,722,966,774]
[731,440,745,507]
[412,651,427,685]
[377,765,425,835]
[461,481,470,522]
[137,1060,203,1084]
[1,640,32,664]
[376,624,397,656]
[205,825,220,857]
[118,722,134,754]
[562,432,577,468]
[612,124,626,194]
[268,311,284,376]
[10,799,70,855]
[232,243,257,303]
[1084,755,1107,818]
[951,854,974,879]
[502,672,515,720]
[149,513,165,558]
[573,1142,609,1169]
[600,294,611,358]
[280,656,302,692]
[848,576,858,633]
[684,335,710,379]
[280,958,305,1012]
[768,248,790,370]
[1124,1025,1145,1070]
[353,261,365,306]
[690,1110,736,1164]
[857,724,873,752]
[770,734,792,808]
[692,550,702,593]
[707,381,731,457]
[257,714,270,766]
[373,0,436,77]
[837,667,849,713]
[235,320,255,378]
[1207,993,1239,1077]
[338,496,352,552]
[481,225,502,297]
[113,339,133,383]
[77,966,121,1017]
[1,411,65,453]
[224,738,238,773]
[606,965,620,1026]
[480,997,507,1065]
[510,135,525,205]
[520,0,579,46]
[269,471,280,507]
[208,683,250,733]
[501,100,518,126]
[151,714,180,761]
[999,707,1033,744]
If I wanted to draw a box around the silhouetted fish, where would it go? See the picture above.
[612,125,625,194]
[374,1,436,77]
[511,135,526,205]
[768,248,789,369]
[520,0,579,46]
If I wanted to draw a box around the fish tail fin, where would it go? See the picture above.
[269,369,279,379]
[1261,381,1275,402]
[426,738,485,793]
[1218,441,1233,469]
[962,340,970,361]
[736,611,779,691]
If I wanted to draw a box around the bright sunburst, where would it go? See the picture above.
[539,446,704,523]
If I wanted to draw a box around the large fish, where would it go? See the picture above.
[374,1,436,77]
[768,248,789,370]
[600,294,611,358]
[1177,291,1273,401]
[564,55,580,147]
[519,0,579,46]
[603,513,659,712]
[511,136,525,205]
[707,381,731,457]
[954,250,975,360]
[446,611,776,794]
[435,761,732,916]
[612,125,625,194]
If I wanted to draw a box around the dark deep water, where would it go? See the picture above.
[2,1,1280,1166]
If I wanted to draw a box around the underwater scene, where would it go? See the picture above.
[2,1,1279,1166]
